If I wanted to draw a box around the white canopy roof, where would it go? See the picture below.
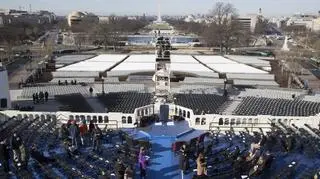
[195,55,238,64]
[171,55,199,63]
[57,54,127,72]
[206,63,268,74]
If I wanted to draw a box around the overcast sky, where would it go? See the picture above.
[2,0,320,17]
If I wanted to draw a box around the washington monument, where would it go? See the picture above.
[156,0,162,23]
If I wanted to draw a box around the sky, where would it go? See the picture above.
[1,0,320,17]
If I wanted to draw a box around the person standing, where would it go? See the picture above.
[139,147,148,179]
[39,91,44,104]
[124,165,134,179]
[35,93,39,104]
[79,121,88,146]
[44,91,49,102]
[93,124,102,152]
[0,139,10,174]
[179,144,190,173]
[89,87,93,95]
[32,93,36,104]
[115,159,125,179]
[11,132,22,162]
[69,121,79,149]
[196,152,207,177]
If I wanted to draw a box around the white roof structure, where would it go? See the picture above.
[195,56,238,64]
[57,54,127,72]
[122,54,155,63]
[234,79,279,87]
[227,73,275,80]
[206,63,268,74]
[112,62,155,72]
[171,63,212,72]
[225,55,271,67]
[171,55,199,63]
[108,55,215,77]
[85,54,127,62]
[55,55,95,65]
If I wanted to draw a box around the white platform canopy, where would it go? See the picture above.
[171,55,199,63]
[227,73,275,80]
[125,54,155,63]
[57,54,127,72]
[85,54,127,62]
[225,55,271,67]
[206,63,268,74]
[195,55,238,64]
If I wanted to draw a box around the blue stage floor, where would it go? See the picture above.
[131,121,203,179]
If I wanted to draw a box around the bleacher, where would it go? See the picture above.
[20,85,90,98]
[0,114,151,179]
[234,96,320,116]
[93,83,146,93]
[171,85,220,94]
[174,94,228,114]
[174,123,320,178]
[97,92,152,113]
[238,88,307,100]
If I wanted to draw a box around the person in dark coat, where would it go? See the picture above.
[11,132,22,162]
[39,91,44,103]
[44,91,49,102]
[89,87,93,95]
[179,144,190,173]
[0,139,10,173]
[35,93,39,104]
[115,159,126,179]
[32,93,36,104]
[69,121,79,149]
[92,124,102,152]
[88,120,95,142]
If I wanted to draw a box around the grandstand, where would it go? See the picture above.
[1,40,320,178]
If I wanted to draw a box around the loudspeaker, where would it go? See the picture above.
[159,105,169,122]
[0,98,7,108]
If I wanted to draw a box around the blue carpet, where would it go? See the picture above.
[148,136,181,179]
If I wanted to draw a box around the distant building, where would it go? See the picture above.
[98,16,110,24]
[312,17,320,32]
[286,13,317,31]
[0,9,55,27]
[67,11,99,27]
[234,14,258,33]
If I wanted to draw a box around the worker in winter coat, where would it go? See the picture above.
[196,152,207,177]
[0,139,10,173]
[69,121,79,148]
[79,121,88,146]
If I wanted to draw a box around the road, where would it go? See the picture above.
[7,30,60,89]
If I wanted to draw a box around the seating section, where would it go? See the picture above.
[20,85,91,98]
[238,88,306,100]
[93,84,146,93]
[174,94,228,114]
[0,114,151,179]
[182,77,225,84]
[175,123,320,178]
[50,78,95,84]
[234,97,320,116]
[97,92,152,113]
[171,85,219,94]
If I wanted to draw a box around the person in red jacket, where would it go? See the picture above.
[79,121,88,146]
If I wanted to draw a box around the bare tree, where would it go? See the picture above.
[74,33,87,52]
[208,2,239,54]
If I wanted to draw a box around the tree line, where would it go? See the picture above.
[168,2,256,53]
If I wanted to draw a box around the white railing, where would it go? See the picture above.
[1,108,319,133]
